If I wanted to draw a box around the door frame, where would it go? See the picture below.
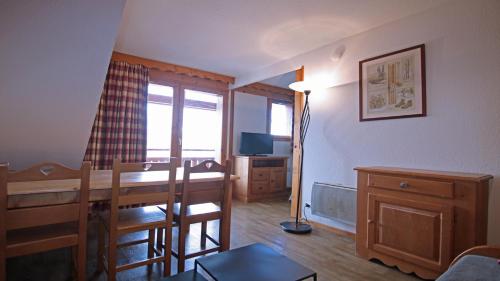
[290,66,304,218]
[227,66,304,218]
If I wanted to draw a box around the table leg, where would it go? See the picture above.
[221,182,232,251]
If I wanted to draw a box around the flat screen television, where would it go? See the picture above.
[239,132,273,155]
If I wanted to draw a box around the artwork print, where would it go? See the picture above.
[359,45,426,121]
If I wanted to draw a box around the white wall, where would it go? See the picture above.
[235,0,500,243]
[0,0,126,169]
[233,92,293,186]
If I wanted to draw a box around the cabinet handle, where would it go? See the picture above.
[400,182,409,189]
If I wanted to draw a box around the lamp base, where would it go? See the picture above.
[280,221,312,234]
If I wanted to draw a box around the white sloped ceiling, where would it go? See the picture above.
[0,0,126,169]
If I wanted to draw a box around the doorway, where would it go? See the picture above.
[229,67,304,216]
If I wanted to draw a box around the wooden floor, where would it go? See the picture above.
[6,200,421,281]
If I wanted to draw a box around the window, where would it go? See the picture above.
[268,99,293,140]
[146,82,226,165]
[181,89,223,164]
[146,83,174,161]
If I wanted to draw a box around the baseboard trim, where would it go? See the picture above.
[308,220,356,239]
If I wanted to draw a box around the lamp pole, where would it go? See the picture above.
[280,89,312,234]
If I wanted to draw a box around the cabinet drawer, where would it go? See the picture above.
[252,169,270,181]
[251,181,269,194]
[269,169,285,191]
[368,174,454,198]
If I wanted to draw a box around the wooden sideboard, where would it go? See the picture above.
[233,156,289,202]
[355,167,492,280]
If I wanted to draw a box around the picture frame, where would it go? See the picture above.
[359,44,426,121]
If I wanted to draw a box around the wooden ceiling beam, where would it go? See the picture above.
[234,82,294,101]
[111,51,235,85]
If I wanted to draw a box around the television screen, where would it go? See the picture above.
[239,132,273,155]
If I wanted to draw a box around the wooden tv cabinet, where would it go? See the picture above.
[355,167,492,279]
[233,156,289,202]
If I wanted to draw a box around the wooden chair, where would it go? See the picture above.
[159,159,231,273]
[97,159,177,280]
[119,161,174,246]
[0,161,91,281]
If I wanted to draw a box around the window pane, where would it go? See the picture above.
[270,102,292,136]
[181,89,222,165]
[185,90,219,103]
[148,83,173,97]
[147,83,173,161]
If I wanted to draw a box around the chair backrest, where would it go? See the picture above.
[0,162,90,258]
[119,161,171,173]
[179,159,231,214]
[110,159,177,208]
[1,162,90,230]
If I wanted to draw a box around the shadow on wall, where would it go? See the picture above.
[319,82,359,182]
[260,18,356,61]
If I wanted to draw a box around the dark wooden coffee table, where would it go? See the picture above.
[194,243,317,281]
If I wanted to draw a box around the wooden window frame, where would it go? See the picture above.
[267,98,293,141]
[148,93,217,111]
[111,51,232,164]
[146,76,229,163]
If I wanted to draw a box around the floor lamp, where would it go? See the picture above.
[280,81,313,234]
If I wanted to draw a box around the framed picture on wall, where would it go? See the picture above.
[359,44,426,121]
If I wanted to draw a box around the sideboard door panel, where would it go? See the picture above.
[367,193,453,272]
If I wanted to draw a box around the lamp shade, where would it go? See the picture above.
[288,81,311,93]
[289,80,326,93]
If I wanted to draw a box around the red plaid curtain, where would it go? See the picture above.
[84,61,149,170]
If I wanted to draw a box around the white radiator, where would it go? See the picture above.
[311,182,356,230]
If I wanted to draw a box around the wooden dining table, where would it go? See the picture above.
[7,168,239,250]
